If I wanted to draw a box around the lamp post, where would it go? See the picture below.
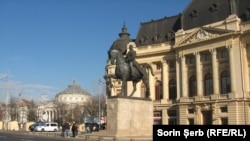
[1,73,10,131]
[98,83,101,130]
[70,103,75,122]
[98,79,105,130]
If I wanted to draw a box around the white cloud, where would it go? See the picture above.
[0,79,57,103]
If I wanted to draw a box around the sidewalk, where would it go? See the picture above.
[81,131,152,141]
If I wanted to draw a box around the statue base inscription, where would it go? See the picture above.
[93,96,153,138]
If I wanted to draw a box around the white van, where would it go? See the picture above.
[35,122,58,132]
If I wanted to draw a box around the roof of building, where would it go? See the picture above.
[182,0,233,30]
[133,0,250,47]
[237,0,250,21]
[16,99,32,107]
[109,23,133,55]
[135,14,181,46]
[56,80,91,96]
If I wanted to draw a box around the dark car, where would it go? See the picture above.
[29,121,46,131]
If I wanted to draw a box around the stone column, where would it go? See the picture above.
[194,52,202,96]
[212,104,218,125]
[176,56,181,99]
[195,105,202,124]
[210,48,219,94]
[162,60,169,100]
[52,110,54,122]
[46,111,49,122]
[242,45,250,93]
[148,63,155,100]
[162,109,168,124]
[227,45,236,93]
[48,111,51,122]
[181,55,188,97]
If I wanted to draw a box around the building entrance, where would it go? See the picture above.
[202,110,212,125]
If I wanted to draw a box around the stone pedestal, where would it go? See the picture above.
[93,96,153,138]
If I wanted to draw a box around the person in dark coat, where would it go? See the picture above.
[63,121,70,138]
[71,122,78,137]
[61,122,65,137]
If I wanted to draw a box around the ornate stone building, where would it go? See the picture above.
[106,0,250,125]
[55,80,91,105]
[37,80,91,122]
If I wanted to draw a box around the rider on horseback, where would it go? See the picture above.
[125,45,144,78]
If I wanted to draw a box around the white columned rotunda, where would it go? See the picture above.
[37,80,91,123]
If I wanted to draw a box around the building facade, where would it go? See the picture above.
[106,0,250,125]
[37,80,91,122]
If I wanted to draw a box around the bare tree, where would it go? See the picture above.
[54,101,68,126]
[82,80,106,122]
[27,100,37,121]
[73,105,84,123]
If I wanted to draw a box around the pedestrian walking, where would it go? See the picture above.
[61,122,65,137]
[63,121,70,138]
[71,122,79,137]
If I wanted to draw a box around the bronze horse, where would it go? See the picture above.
[105,49,154,98]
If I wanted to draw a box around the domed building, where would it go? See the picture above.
[37,80,92,123]
[109,23,133,55]
[55,80,91,105]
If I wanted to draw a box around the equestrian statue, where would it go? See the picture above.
[104,45,154,98]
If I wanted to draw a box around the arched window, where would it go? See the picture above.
[155,81,162,100]
[220,71,231,94]
[189,75,197,97]
[169,79,177,100]
[204,73,213,96]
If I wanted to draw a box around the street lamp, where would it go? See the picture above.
[1,73,10,131]
[98,79,105,130]
[71,104,75,121]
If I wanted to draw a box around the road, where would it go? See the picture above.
[0,131,152,141]
[0,131,82,141]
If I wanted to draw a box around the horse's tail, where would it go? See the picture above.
[143,63,155,76]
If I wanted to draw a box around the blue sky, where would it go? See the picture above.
[0,0,191,102]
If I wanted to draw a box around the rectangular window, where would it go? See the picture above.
[169,61,175,68]
[188,118,194,125]
[154,111,162,125]
[221,76,231,94]
[168,118,177,125]
[221,118,228,125]
[221,50,228,58]
[204,53,211,61]
[156,63,161,70]
[205,77,213,96]
[168,110,177,124]
[220,106,228,113]
[188,108,194,114]
[189,56,195,64]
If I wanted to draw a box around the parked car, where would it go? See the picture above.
[34,122,58,132]
[29,121,46,131]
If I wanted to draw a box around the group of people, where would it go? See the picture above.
[61,121,79,138]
